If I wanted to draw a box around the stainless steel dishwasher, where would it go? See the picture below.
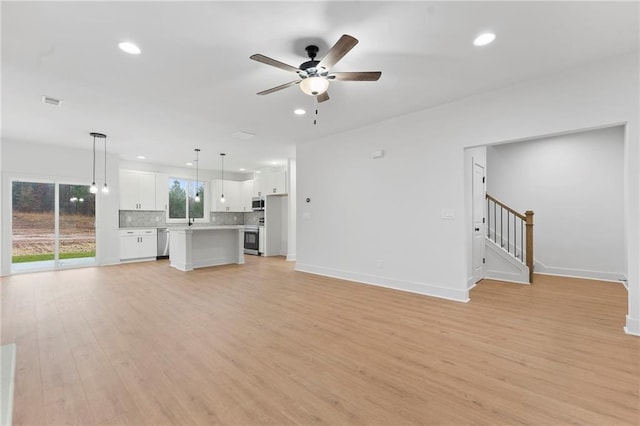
[157,228,170,259]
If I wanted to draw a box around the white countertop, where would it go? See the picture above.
[170,225,244,232]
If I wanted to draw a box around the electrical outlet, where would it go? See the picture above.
[126,216,132,222]
[212,216,216,222]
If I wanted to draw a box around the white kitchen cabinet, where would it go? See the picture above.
[258,226,265,254]
[253,172,266,197]
[211,179,243,212]
[155,173,169,211]
[120,229,157,261]
[253,169,287,196]
[119,170,156,210]
[269,170,287,195]
[240,180,254,211]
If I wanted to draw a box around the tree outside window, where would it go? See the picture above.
[168,178,205,221]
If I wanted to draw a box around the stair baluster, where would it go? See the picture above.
[485,194,534,283]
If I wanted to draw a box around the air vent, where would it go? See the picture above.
[232,131,255,140]
[42,96,62,107]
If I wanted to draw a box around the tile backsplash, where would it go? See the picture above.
[119,210,264,228]
[209,212,244,226]
[119,210,166,228]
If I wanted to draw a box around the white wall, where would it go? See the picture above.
[1,139,121,274]
[487,126,625,281]
[296,52,639,335]
[287,158,296,261]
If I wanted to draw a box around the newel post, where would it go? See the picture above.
[525,210,534,283]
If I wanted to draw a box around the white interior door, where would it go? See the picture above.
[472,161,486,283]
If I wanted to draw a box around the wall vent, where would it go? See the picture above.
[41,95,62,107]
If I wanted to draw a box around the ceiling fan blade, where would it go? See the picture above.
[250,54,300,73]
[316,91,330,103]
[318,34,359,71]
[330,71,382,81]
[257,80,300,95]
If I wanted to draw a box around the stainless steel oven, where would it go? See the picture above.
[244,225,259,255]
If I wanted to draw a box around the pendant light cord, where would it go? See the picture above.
[103,135,107,185]
[92,134,96,183]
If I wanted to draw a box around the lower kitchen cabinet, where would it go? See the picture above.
[120,229,157,261]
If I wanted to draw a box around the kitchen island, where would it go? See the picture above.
[169,226,244,271]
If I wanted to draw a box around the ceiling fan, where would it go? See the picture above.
[250,34,381,103]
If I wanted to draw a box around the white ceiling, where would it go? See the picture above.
[2,1,638,173]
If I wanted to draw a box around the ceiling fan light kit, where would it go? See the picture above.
[299,76,329,96]
[250,34,381,103]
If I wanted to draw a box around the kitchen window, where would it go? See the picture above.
[167,178,207,223]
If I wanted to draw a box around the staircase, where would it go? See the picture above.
[485,194,534,284]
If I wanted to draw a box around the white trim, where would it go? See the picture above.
[483,276,530,285]
[295,263,469,303]
[485,239,530,284]
[286,254,296,262]
[534,259,627,283]
[624,315,640,336]
[467,276,477,289]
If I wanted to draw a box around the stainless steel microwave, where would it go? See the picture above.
[252,197,265,211]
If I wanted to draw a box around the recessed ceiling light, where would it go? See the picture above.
[239,168,246,171]
[118,41,141,55]
[136,155,146,160]
[186,162,193,166]
[473,33,496,47]
[271,161,277,165]
[294,109,306,115]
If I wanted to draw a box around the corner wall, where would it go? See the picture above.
[296,53,639,334]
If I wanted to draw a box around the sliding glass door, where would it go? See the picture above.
[58,184,96,266]
[11,180,96,272]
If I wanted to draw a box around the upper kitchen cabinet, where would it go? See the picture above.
[155,173,169,211]
[119,170,156,210]
[269,169,287,195]
[253,169,287,196]
[240,180,254,211]
[211,179,243,212]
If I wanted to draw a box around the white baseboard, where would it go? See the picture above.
[534,260,626,283]
[286,254,296,262]
[295,263,469,303]
[624,315,640,336]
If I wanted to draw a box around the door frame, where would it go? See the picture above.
[472,159,486,284]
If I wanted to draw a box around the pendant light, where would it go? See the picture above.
[101,133,109,193]
[194,148,201,203]
[220,153,226,203]
[89,132,107,194]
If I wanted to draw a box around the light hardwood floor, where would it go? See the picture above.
[1,256,638,425]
